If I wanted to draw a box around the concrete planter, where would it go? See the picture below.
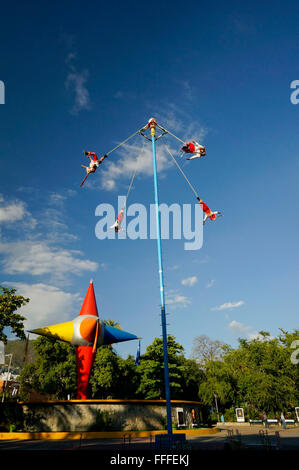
[19,399,203,432]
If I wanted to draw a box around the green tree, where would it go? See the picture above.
[137,335,191,399]
[103,319,121,350]
[90,348,140,398]
[198,360,236,408]
[0,286,29,343]
[90,347,120,398]
[103,319,121,329]
[117,354,141,398]
[197,330,299,416]
[279,328,299,398]
[19,337,76,400]
[226,331,298,413]
[176,356,205,401]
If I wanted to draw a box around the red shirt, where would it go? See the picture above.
[199,201,211,215]
[188,142,196,153]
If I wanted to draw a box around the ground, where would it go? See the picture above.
[0,424,298,453]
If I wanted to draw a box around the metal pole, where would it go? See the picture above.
[150,119,172,435]
[2,354,13,403]
[214,393,219,421]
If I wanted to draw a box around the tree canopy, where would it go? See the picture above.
[137,335,201,400]
[192,334,226,368]
[90,348,139,398]
[19,334,203,401]
[17,328,299,420]
[198,330,299,417]
[19,336,76,400]
[0,286,29,343]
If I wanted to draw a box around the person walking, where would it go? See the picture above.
[263,411,268,428]
[280,412,286,430]
[221,414,225,428]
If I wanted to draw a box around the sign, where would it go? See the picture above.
[236,408,245,423]
[176,408,185,426]
[0,342,4,365]
[0,81,4,104]
[295,407,299,423]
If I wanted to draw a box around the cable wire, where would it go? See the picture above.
[165,145,199,199]
[106,127,144,157]
[123,141,145,209]
[157,124,186,145]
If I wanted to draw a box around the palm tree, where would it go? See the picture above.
[103,319,121,329]
[103,319,121,349]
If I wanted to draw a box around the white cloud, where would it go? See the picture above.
[29,189,80,243]
[0,195,35,228]
[49,193,67,206]
[168,265,179,271]
[211,301,245,311]
[99,141,175,191]
[114,91,123,99]
[155,104,208,143]
[206,279,215,288]
[166,290,191,309]
[0,241,98,280]
[0,200,25,223]
[66,70,91,114]
[65,52,91,114]
[229,320,251,334]
[0,192,96,284]
[39,205,79,243]
[181,276,198,287]
[5,282,82,331]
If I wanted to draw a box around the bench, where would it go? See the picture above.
[284,419,296,426]
[249,419,263,425]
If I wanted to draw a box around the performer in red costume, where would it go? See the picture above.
[181,141,206,159]
[197,197,222,225]
[80,151,107,187]
[110,209,124,233]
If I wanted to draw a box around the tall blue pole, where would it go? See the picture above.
[150,120,173,435]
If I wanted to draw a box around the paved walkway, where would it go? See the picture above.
[0,425,298,452]
[189,425,299,451]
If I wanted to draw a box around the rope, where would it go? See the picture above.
[104,121,188,158]
[165,145,199,199]
[157,124,186,145]
[105,122,185,158]
[106,127,144,157]
[123,141,145,209]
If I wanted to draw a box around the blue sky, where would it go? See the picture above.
[0,0,298,359]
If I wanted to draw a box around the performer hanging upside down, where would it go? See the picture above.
[80,151,107,187]
[110,209,124,233]
[181,141,206,159]
[197,197,222,225]
[82,151,107,174]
